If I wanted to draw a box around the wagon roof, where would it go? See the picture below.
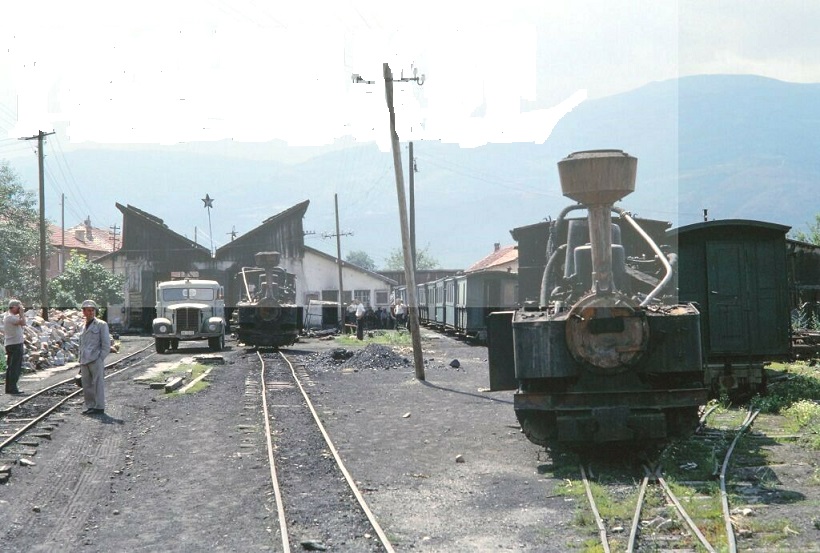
[667,218,790,237]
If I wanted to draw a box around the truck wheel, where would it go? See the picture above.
[155,338,168,354]
[171,339,179,351]
[208,335,222,352]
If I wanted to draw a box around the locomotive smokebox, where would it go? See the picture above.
[558,150,637,294]
[254,251,282,299]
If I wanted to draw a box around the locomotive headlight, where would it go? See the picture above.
[159,325,167,333]
[208,323,217,331]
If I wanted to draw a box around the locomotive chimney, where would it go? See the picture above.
[557,150,637,295]
[254,251,281,299]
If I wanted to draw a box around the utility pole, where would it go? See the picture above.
[323,194,355,330]
[109,223,120,271]
[409,141,417,273]
[383,63,425,380]
[21,130,55,320]
[351,64,425,378]
[60,193,65,273]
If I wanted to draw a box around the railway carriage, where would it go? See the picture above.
[432,279,446,328]
[670,220,792,395]
[415,282,430,325]
[443,276,458,331]
[454,271,518,341]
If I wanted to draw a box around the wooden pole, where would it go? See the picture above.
[409,141,416,273]
[335,193,345,330]
[383,63,425,380]
[37,131,48,320]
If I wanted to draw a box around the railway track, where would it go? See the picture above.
[0,342,155,481]
[577,406,761,553]
[256,350,394,552]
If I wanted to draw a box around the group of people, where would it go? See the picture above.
[348,298,409,340]
[4,298,110,416]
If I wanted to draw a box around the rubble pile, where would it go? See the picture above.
[1,309,118,374]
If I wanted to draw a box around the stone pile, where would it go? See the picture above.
[1,309,118,374]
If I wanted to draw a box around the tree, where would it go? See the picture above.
[345,250,376,271]
[791,214,820,245]
[384,245,440,271]
[48,253,125,310]
[0,161,41,302]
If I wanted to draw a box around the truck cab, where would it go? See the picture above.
[152,279,226,353]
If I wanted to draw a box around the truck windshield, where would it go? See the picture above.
[162,288,216,301]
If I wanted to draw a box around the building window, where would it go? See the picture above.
[342,291,352,305]
[304,292,319,304]
[375,290,389,305]
[353,290,370,306]
[322,290,338,302]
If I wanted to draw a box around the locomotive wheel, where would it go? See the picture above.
[515,410,557,448]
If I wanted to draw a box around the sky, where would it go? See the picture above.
[1,1,819,264]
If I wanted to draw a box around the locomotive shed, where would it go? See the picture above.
[1,334,818,552]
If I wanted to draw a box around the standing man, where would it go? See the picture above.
[4,299,26,394]
[78,299,110,415]
[355,300,366,340]
[394,298,407,330]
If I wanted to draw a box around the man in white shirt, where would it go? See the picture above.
[393,298,407,330]
[3,299,27,394]
[355,301,366,340]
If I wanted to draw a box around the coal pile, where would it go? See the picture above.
[316,344,411,371]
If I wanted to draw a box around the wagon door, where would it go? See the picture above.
[706,241,749,354]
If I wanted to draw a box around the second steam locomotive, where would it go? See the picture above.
[233,251,302,348]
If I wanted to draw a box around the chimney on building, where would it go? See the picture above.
[494,242,500,252]
[84,217,93,240]
[74,228,85,242]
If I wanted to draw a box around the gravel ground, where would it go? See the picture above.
[1,332,816,552]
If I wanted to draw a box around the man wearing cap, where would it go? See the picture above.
[79,299,110,415]
[3,299,27,394]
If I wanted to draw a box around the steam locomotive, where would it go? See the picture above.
[232,251,302,348]
[488,150,707,451]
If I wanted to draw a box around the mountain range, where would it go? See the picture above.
[11,74,820,269]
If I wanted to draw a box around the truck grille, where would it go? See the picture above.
[176,308,201,332]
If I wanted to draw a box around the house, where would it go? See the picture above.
[466,242,518,274]
[48,218,118,279]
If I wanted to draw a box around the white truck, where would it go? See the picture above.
[152,279,226,353]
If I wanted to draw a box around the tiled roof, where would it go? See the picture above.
[466,245,518,273]
[49,223,118,254]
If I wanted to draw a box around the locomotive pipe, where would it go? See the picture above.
[539,244,567,308]
[540,204,586,308]
[255,251,282,300]
[558,150,637,297]
[588,203,614,294]
[612,207,673,306]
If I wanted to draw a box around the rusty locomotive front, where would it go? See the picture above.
[488,150,707,451]
[232,251,302,348]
